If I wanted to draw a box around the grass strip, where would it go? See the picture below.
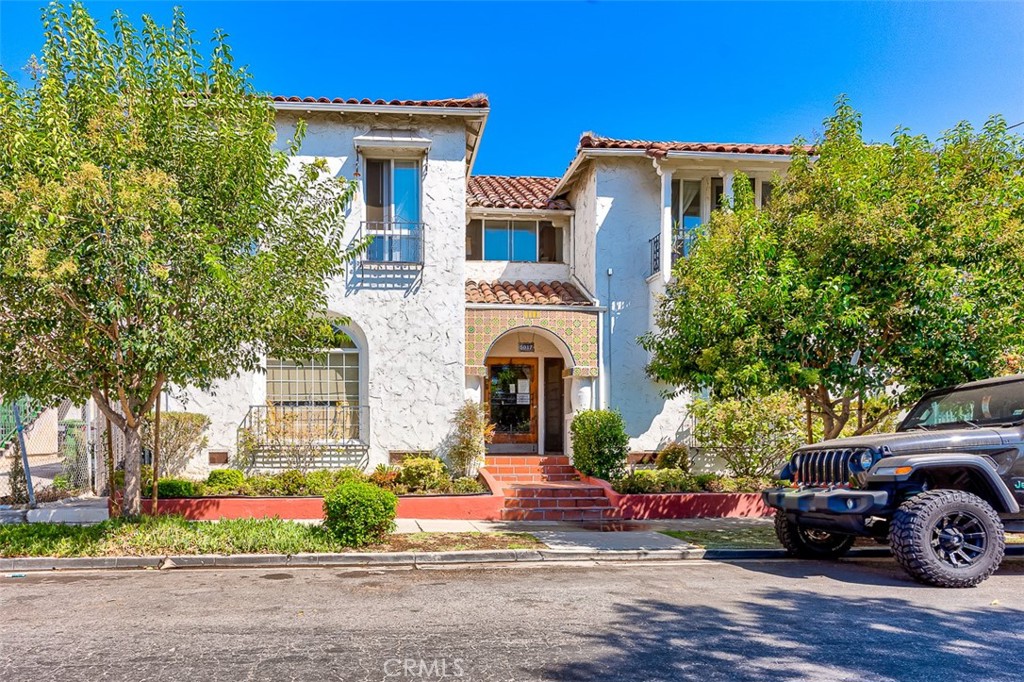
[0,515,543,557]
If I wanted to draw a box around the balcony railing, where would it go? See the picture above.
[649,234,661,276]
[357,220,423,265]
[237,403,369,470]
[649,232,695,277]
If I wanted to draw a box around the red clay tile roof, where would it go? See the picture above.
[578,133,809,157]
[271,95,489,109]
[466,280,592,306]
[467,176,571,211]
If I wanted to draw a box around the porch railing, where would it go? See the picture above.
[237,403,369,470]
[357,220,423,265]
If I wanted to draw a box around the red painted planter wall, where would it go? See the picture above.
[127,494,505,521]
[579,475,773,519]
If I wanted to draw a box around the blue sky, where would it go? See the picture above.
[1,1,1022,177]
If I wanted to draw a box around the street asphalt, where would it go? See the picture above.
[1,558,1022,681]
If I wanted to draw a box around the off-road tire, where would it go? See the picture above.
[774,510,856,559]
[890,489,1004,588]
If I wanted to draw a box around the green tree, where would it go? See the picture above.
[642,98,1024,439]
[0,3,361,514]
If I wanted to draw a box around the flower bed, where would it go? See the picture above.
[115,465,506,521]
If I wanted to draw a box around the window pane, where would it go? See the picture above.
[538,222,563,262]
[393,161,420,225]
[484,220,510,260]
[466,219,483,260]
[365,160,387,225]
[511,221,538,261]
[761,181,774,207]
[711,177,724,212]
[676,180,702,259]
[266,352,359,407]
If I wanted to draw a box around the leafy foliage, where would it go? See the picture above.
[612,469,776,495]
[570,410,630,480]
[642,98,1024,438]
[141,412,210,476]
[690,392,807,477]
[154,478,197,498]
[444,401,495,477]
[654,442,691,472]
[397,456,449,493]
[322,481,398,547]
[0,3,361,514]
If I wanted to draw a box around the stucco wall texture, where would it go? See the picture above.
[172,111,470,472]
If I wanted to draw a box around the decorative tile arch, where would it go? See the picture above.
[465,308,599,378]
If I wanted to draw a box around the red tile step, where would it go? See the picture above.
[498,481,621,522]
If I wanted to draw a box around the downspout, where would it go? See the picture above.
[604,267,613,410]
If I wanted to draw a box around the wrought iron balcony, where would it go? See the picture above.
[237,403,369,470]
[357,220,423,265]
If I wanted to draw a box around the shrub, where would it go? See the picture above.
[275,469,308,496]
[157,478,198,498]
[51,474,71,491]
[398,456,448,492]
[322,481,398,546]
[140,412,211,476]
[614,470,660,494]
[690,392,805,477]
[654,442,691,472]
[570,410,629,481]
[451,476,486,494]
[206,469,245,493]
[445,401,495,477]
[334,468,368,485]
[303,470,337,496]
[692,473,719,492]
[369,464,400,490]
[244,474,282,496]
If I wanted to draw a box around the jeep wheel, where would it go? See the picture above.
[774,510,855,559]
[890,489,1005,588]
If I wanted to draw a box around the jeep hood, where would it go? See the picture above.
[796,428,1004,455]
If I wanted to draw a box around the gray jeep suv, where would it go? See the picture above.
[763,374,1024,587]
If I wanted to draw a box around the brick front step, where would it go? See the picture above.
[503,497,612,509]
[485,455,570,467]
[500,508,621,522]
[503,485,606,499]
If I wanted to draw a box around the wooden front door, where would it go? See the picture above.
[485,358,538,445]
[543,358,565,453]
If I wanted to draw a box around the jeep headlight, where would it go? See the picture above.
[851,448,876,471]
[856,449,875,471]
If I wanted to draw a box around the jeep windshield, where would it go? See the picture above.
[899,380,1024,431]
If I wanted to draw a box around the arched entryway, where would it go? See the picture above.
[483,327,574,454]
[465,304,600,455]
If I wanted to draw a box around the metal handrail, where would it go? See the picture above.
[358,220,423,264]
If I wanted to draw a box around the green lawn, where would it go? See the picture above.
[661,527,780,549]
[0,516,543,558]
[662,528,1024,550]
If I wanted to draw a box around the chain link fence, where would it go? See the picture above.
[1,399,108,504]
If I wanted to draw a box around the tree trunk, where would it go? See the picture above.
[152,399,161,514]
[122,426,143,516]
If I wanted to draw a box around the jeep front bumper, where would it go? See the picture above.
[763,487,890,515]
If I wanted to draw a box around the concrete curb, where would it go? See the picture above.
[2,546,707,572]
[3,544,1019,573]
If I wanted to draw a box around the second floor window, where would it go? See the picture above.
[364,158,421,262]
[466,219,564,262]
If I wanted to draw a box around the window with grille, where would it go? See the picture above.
[266,344,360,408]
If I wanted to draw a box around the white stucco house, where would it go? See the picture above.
[167,94,799,475]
